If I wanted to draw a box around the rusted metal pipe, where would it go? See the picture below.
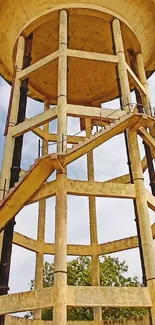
[0,33,33,325]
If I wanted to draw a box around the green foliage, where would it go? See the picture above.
[30,256,148,321]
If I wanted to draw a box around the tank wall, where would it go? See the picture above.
[0,0,155,80]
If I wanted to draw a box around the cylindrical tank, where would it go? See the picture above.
[0,0,155,105]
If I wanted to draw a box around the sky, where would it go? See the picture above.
[0,73,155,315]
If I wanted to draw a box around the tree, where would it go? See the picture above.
[30,256,148,320]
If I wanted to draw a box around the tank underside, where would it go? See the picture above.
[0,0,155,104]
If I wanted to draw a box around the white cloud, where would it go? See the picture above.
[0,78,11,112]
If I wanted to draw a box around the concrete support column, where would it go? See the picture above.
[0,36,25,198]
[136,53,152,117]
[53,9,68,325]
[33,100,50,320]
[57,9,67,153]
[112,19,131,112]
[136,53,155,194]
[128,130,155,324]
[85,118,102,322]
[54,173,67,325]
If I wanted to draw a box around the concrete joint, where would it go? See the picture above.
[117,50,125,55]
[56,170,67,175]
[147,277,155,282]
[54,270,67,274]
[57,94,67,99]
[59,42,67,46]
[8,122,16,127]
[133,177,144,181]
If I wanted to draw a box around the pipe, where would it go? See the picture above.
[0,34,33,325]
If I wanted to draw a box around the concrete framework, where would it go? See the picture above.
[3,316,151,325]
[0,3,155,325]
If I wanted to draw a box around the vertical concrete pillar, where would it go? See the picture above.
[57,9,67,154]
[0,36,25,198]
[33,100,50,320]
[53,9,68,325]
[136,53,152,117]
[128,130,155,324]
[54,173,67,325]
[85,118,102,322]
[112,19,131,112]
[136,53,155,195]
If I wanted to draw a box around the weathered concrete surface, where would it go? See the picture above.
[102,317,149,325]
[0,1,155,103]
[5,316,149,325]
[0,4,155,325]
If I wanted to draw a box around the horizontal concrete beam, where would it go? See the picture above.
[27,180,57,204]
[0,286,151,315]
[126,63,147,95]
[18,49,117,81]
[27,179,136,204]
[31,127,85,144]
[6,316,149,325]
[68,286,151,308]
[67,179,136,199]
[67,49,118,64]
[46,133,85,144]
[67,104,125,120]
[0,288,54,315]
[11,107,57,137]
[13,221,155,255]
[99,236,138,255]
[101,174,130,184]
[97,152,154,185]
[13,232,92,256]
[13,232,40,252]
[138,127,155,155]
[100,222,155,255]
[18,50,59,80]
[43,243,92,256]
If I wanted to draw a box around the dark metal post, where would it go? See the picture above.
[38,139,41,158]
[2,179,7,200]
[144,143,155,196]
[62,133,64,152]
[128,49,144,113]
[0,34,33,325]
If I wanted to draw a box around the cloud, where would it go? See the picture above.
[0,78,11,113]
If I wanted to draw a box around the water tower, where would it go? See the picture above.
[0,1,155,324]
